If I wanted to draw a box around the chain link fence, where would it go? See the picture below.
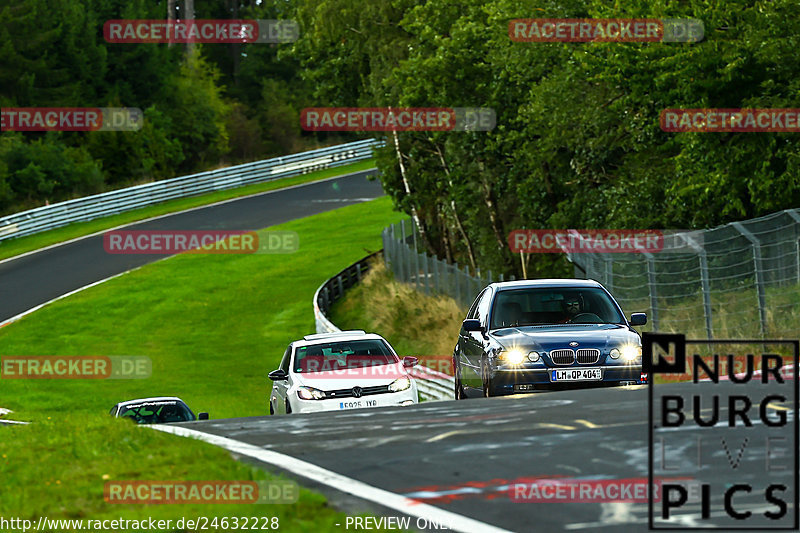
[382,219,514,309]
[383,209,800,340]
[568,209,800,339]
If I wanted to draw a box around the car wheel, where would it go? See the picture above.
[454,364,467,400]
[285,400,292,415]
[482,358,495,398]
[269,403,274,415]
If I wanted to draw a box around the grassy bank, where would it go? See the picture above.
[329,260,464,361]
[0,197,404,529]
[0,159,376,262]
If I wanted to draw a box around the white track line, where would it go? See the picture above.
[0,171,374,267]
[0,267,153,329]
[150,424,516,533]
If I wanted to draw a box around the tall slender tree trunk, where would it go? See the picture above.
[433,142,477,271]
[389,107,429,250]
[184,0,195,57]
[168,0,176,47]
[480,176,507,252]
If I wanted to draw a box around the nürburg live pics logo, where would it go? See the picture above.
[645,333,798,530]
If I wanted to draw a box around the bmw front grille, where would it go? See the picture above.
[549,348,601,365]
[576,348,600,364]
[550,349,575,365]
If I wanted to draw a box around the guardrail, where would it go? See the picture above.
[0,139,382,242]
[312,253,454,401]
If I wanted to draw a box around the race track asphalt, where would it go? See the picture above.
[178,381,796,532]
[0,170,383,323]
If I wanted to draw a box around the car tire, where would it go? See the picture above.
[285,400,292,415]
[270,403,274,415]
[454,364,467,400]
[481,358,495,398]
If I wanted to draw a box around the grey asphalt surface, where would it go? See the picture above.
[178,382,796,532]
[0,170,383,323]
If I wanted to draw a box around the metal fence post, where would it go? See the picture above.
[786,210,800,284]
[423,251,430,294]
[683,235,713,339]
[605,258,614,294]
[732,222,768,337]
[400,220,408,283]
[643,252,659,332]
[454,263,461,304]
[412,223,421,291]
[433,256,440,294]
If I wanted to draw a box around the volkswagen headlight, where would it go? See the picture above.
[389,376,411,392]
[297,386,326,400]
[499,348,525,365]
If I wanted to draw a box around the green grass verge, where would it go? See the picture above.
[0,196,405,530]
[1,416,347,532]
[0,159,375,262]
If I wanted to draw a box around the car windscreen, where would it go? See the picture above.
[294,339,397,373]
[490,287,625,329]
[118,401,196,424]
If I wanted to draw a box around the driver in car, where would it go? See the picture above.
[559,296,582,323]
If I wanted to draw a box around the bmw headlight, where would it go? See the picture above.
[610,345,642,362]
[297,386,326,400]
[622,345,642,362]
[528,351,541,363]
[389,376,411,392]
[499,348,525,365]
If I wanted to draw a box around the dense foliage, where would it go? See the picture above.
[0,0,340,214]
[290,0,800,277]
[2,0,799,278]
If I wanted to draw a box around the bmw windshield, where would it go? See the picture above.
[490,287,625,329]
[294,340,398,373]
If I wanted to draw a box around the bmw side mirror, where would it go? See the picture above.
[629,313,647,326]
[462,319,483,332]
[268,369,288,381]
[198,412,209,421]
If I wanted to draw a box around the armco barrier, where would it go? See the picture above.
[0,139,382,242]
[312,253,454,401]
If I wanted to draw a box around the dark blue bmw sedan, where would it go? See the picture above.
[453,279,648,398]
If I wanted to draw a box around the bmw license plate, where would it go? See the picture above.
[550,368,602,382]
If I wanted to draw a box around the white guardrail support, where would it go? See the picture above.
[312,254,454,401]
[0,139,382,242]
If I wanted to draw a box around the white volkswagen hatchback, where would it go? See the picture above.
[268,330,419,414]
